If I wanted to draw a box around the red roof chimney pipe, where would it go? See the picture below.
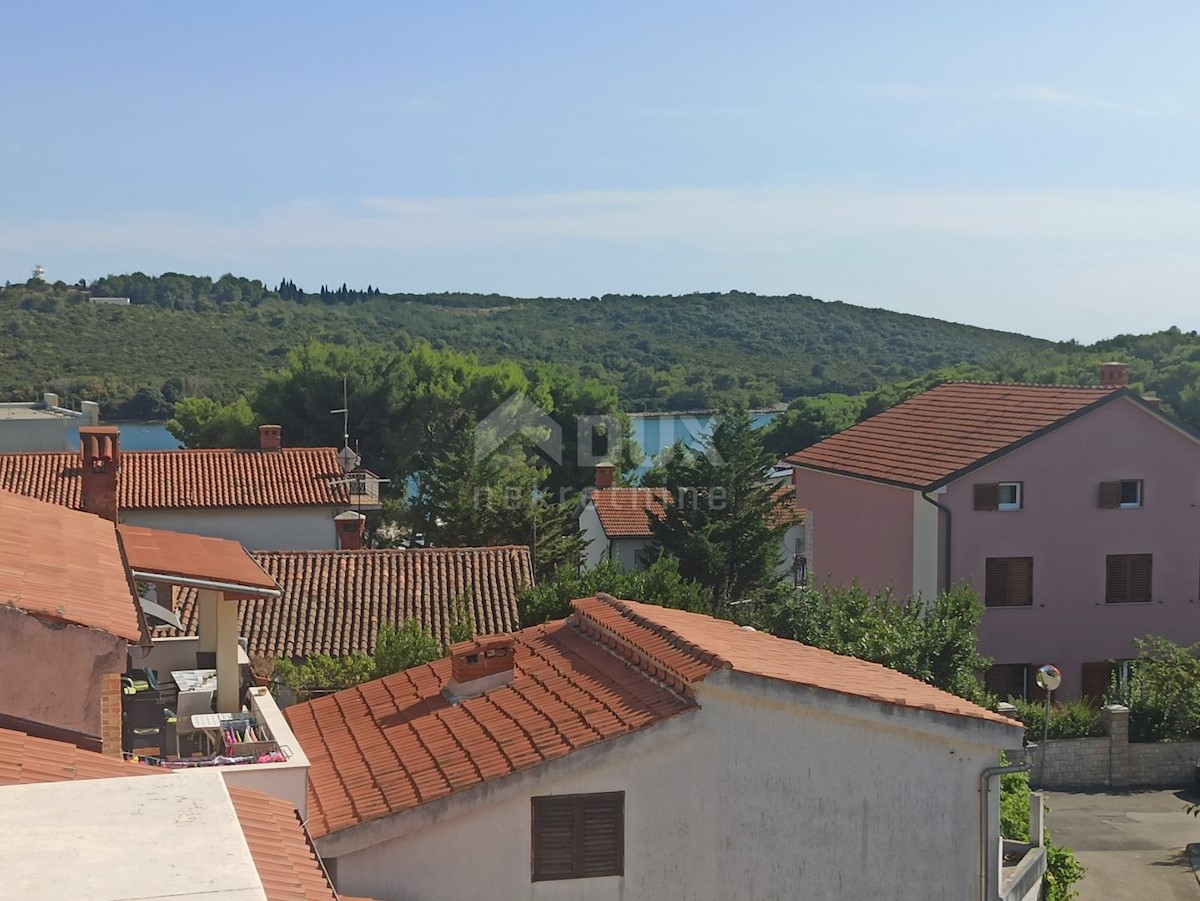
[335,510,367,550]
[594,462,616,490]
[79,425,121,522]
[1098,362,1129,389]
[259,424,282,451]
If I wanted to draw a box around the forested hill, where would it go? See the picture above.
[0,272,1052,415]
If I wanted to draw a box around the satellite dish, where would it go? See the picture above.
[337,444,360,474]
[1035,664,1062,693]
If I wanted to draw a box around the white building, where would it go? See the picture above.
[287,594,1045,901]
[577,463,807,577]
[0,392,100,451]
[0,424,381,551]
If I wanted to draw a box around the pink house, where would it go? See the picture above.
[788,364,1200,700]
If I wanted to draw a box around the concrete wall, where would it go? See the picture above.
[578,503,609,569]
[793,467,916,595]
[322,671,1018,901]
[0,606,126,740]
[1030,705,1200,788]
[121,506,339,551]
[943,398,1200,698]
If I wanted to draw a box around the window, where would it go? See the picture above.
[1106,554,1152,603]
[975,482,1022,511]
[532,792,624,881]
[1082,660,1136,701]
[1100,480,1144,509]
[985,557,1033,607]
[997,482,1022,511]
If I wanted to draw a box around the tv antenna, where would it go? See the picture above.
[330,377,359,473]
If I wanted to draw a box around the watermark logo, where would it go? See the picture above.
[474,393,563,465]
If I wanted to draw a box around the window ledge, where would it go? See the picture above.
[1104,600,1152,606]
[985,605,1035,610]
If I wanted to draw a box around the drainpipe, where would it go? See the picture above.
[921,491,952,592]
[979,757,1031,901]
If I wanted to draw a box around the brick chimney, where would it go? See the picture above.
[445,635,516,700]
[1098,362,1129,389]
[79,426,121,522]
[259,424,282,451]
[594,461,616,490]
[334,510,367,550]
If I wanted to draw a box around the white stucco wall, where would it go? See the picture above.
[322,671,1019,901]
[578,503,610,569]
[120,507,338,551]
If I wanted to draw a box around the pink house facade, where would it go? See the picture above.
[789,367,1200,700]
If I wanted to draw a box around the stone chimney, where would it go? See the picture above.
[335,510,367,550]
[1098,362,1129,389]
[444,635,516,700]
[79,426,121,522]
[42,392,59,409]
[594,461,616,490]
[259,424,282,451]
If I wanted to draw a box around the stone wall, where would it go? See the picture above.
[1023,704,1200,788]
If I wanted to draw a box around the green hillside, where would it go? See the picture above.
[0,273,1053,415]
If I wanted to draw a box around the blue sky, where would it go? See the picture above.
[2,2,1196,341]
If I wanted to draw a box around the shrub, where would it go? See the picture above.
[1009,697,1104,743]
[1000,767,1086,901]
[1110,636,1200,742]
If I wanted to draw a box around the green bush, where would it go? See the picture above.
[1000,767,1085,901]
[1110,636,1200,742]
[1008,697,1104,743]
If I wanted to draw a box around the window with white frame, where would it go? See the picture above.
[1119,479,1143,508]
[997,482,1022,511]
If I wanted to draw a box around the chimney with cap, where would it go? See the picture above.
[334,510,367,550]
[594,461,617,490]
[259,424,282,451]
[444,635,516,700]
[79,426,121,522]
[1098,362,1129,389]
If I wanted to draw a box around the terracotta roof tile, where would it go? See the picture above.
[291,595,1017,840]
[0,489,141,641]
[0,446,360,510]
[0,726,160,785]
[118,524,281,597]
[228,786,338,901]
[590,486,803,538]
[166,547,530,660]
[578,596,1017,727]
[286,619,693,838]
[787,382,1118,488]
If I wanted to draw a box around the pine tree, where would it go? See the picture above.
[648,408,793,620]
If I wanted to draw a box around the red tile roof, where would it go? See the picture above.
[286,617,693,838]
[118,524,282,598]
[290,594,1015,839]
[0,489,141,642]
[787,382,1119,488]
[228,786,339,901]
[588,487,672,537]
[578,596,1017,727]
[0,727,339,901]
[167,547,530,660]
[0,726,160,785]
[0,446,360,510]
[589,485,803,538]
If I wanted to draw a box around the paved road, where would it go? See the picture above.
[1046,788,1200,900]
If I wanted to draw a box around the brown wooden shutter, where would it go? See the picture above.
[1105,555,1125,601]
[985,557,1033,606]
[1099,481,1122,508]
[532,793,624,881]
[1081,662,1110,701]
[532,797,579,881]
[580,794,624,878]
[975,483,1000,511]
[1129,554,1152,602]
